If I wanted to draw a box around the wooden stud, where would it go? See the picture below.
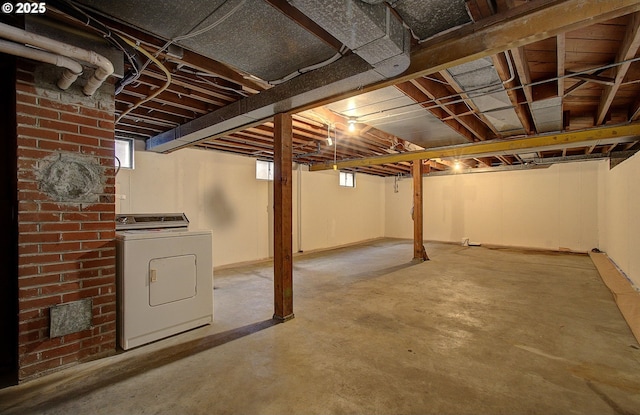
[273,113,294,322]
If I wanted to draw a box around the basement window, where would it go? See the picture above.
[256,160,274,181]
[339,171,355,188]
[115,138,134,169]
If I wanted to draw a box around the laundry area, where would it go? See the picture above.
[115,213,213,350]
[2,239,640,414]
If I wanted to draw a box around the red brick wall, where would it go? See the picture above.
[15,60,117,380]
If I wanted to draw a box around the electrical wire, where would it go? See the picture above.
[333,125,338,170]
[135,0,246,75]
[115,35,172,125]
[268,45,348,86]
[343,56,640,123]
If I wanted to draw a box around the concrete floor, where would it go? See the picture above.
[2,239,640,414]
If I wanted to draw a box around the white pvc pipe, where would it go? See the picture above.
[0,39,82,90]
[0,22,114,96]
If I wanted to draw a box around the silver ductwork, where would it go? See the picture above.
[447,58,526,136]
[147,0,412,152]
[531,97,563,133]
[288,0,410,79]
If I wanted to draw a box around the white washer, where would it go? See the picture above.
[115,214,213,350]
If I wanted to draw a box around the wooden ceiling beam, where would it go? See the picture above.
[116,95,201,121]
[395,81,479,143]
[118,85,214,114]
[557,33,566,97]
[406,0,640,82]
[467,1,535,136]
[466,0,495,21]
[140,70,237,104]
[597,11,640,125]
[410,77,495,141]
[263,0,345,52]
[492,51,536,134]
[567,72,616,86]
[437,69,503,137]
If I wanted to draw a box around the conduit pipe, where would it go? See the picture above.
[0,39,82,90]
[115,35,172,124]
[0,22,113,96]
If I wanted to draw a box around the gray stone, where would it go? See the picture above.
[49,299,92,338]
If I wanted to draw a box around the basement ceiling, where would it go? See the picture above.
[39,0,640,176]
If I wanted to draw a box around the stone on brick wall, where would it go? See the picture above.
[36,152,105,203]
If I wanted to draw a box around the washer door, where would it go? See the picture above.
[148,255,197,306]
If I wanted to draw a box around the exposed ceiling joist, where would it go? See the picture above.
[596,11,640,125]
[146,0,640,153]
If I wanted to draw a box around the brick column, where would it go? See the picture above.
[15,60,117,380]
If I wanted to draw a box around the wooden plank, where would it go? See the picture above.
[406,0,640,82]
[410,78,494,141]
[589,251,640,344]
[597,12,640,125]
[273,113,294,322]
[263,0,344,51]
[492,51,536,134]
[412,161,428,262]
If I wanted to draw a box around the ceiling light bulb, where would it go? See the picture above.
[347,118,356,132]
[454,161,461,171]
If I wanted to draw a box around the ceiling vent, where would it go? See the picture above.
[288,0,410,78]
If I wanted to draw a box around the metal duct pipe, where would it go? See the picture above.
[293,142,322,159]
[0,22,113,96]
[288,0,410,78]
[0,39,82,90]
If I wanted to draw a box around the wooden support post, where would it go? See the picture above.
[412,160,429,262]
[273,113,295,322]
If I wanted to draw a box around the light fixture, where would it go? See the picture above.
[347,117,357,132]
[454,160,462,171]
[326,124,332,146]
[326,137,333,146]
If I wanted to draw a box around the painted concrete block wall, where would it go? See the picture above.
[16,60,117,380]
[300,169,385,252]
[116,149,275,267]
[600,152,640,287]
[385,161,602,253]
[117,149,384,267]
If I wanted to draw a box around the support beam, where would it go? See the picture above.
[309,122,640,171]
[412,161,428,262]
[273,113,294,322]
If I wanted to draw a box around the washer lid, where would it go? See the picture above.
[116,213,189,231]
[115,229,212,241]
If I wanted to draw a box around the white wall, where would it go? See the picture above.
[116,146,639,287]
[116,148,385,267]
[385,161,603,253]
[301,170,385,252]
[600,152,640,287]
